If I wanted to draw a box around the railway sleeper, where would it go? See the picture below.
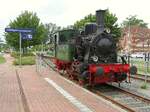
[135,106,150,112]
[135,105,150,109]
[116,98,139,104]
[111,94,127,98]
[114,96,134,101]
[126,102,148,108]
[125,101,145,106]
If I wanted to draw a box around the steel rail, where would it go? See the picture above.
[108,84,150,103]
[90,84,150,112]
[130,75,150,83]
[89,89,135,112]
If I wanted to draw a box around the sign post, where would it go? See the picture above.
[144,52,150,83]
[5,28,33,68]
[19,33,22,67]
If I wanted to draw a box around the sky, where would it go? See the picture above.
[0,0,150,41]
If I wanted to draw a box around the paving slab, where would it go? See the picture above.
[17,66,80,112]
[0,54,24,112]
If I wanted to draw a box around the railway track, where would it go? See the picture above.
[41,56,150,112]
[90,84,150,112]
[130,74,150,83]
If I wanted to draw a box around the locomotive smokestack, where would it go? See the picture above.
[96,10,106,33]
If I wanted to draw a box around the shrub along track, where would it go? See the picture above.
[41,56,150,112]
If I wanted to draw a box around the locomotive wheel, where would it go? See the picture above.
[71,61,80,72]
[78,63,89,74]
[115,73,127,82]
[66,61,81,81]
[66,68,73,79]
[120,73,127,81]
[81,71,89,79]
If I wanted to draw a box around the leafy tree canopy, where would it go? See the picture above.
[121,15,148,28]
[74,10,121,40]
[44,23,61,38]
[5,11,47,50]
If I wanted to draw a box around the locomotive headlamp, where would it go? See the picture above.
[92,56,98,62]
[105,28,111,33]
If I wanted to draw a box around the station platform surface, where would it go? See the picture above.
[0,54,126,112]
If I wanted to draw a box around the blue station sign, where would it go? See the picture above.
[5,28,33,33]
[21,33,32,40]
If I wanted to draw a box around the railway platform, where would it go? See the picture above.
[0,54,126,112]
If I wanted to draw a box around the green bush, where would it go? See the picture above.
[11,52,34,58]
[141,83,148,89]
[13,56,35,65]
[22,52,34,56]
[0,55,6,64]
[11,52,20,58]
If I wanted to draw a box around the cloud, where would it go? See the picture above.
[0,0,65,40]
[0,0,150,41]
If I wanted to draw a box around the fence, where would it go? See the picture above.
[130,58,150,75]
[36,54,56,75]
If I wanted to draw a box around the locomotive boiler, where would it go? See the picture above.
[47,10,134,86]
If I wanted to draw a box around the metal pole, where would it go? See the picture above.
[128,22,131,65]
[145,61,148,84]
[42,42,44,53]
[19,33,22,68]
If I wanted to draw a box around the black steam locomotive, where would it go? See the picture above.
[49,10,131,85]
[75,10,117,64]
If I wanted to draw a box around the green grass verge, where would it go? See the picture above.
[0,55,6,64]
[13,56,35,65]
[141,82,148,89]
[11,52,34,58]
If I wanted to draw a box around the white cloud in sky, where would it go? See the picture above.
[0,0,150,41]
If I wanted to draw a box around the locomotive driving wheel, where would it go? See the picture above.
[66,61,88,86]
[66,68,72,79]
[66,61,79,80]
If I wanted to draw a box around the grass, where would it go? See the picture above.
[11,52,34,58]
[0,55,6,64]
[11,51,35,66]
[13,56,35,65]
[140,82,148,89]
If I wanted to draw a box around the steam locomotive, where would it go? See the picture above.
[47,10,135,86]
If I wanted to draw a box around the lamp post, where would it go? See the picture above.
[147,39,150,53]
[127,22,131,65]
[19,33,22,68]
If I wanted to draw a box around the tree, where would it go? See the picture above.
[44,23,61,42]
[74,14,96,29]
[74,10,121,40]
[121,15,148,28]
[5,11,47,51]
[44,23,61,45]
